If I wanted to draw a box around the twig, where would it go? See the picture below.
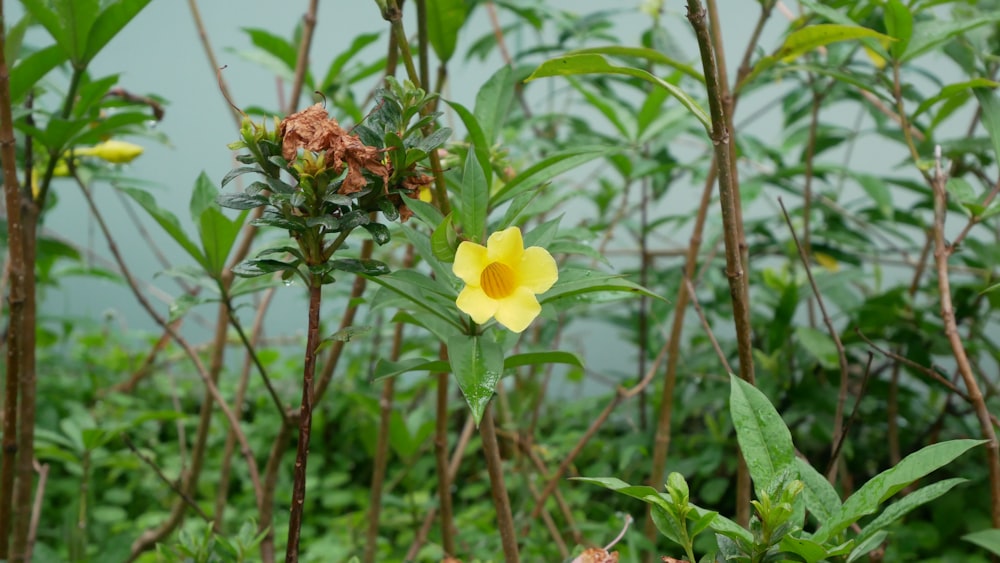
[930,145,1000,530]
[287,0,319,114]
[684,279,733,374]
[186,0,242,126]
[528,341,669,528]
[827,354,875,475]
[778,197,851,483]
[24,459,47,562]
[480,403,520,562]
[405,416,475,560]
[122,434,214,524]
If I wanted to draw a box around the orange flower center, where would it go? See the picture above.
[480,261,516,299]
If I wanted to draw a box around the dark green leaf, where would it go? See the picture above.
[116,186,206,271]
[729,374,795,497]
[10,45,68,103]
[329,259,390,276]
[975,88,1000,167]
[502,351,582,370]
[963,529,1000,556]
[883,0,912,60]
[448,335,504,425]
[363,222,391,245]
[84,0,153,63]
[217,192,268,210]
[373,358,451,381]
[426,0,466,63]
[445,100,492,187]
[458,146,488,242]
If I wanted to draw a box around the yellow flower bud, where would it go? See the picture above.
[73,140,144,164]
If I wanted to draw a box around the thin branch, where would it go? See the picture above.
[684,278,733,374]
[287,0,320,114]
[480,404,520,563]
[122,434,214,524]
[778,197,851,483]
[931,146,1000,530]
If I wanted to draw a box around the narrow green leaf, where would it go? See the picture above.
[795,326,839,370]
[974,88,1000,167]
[855,478,966,546]
[10,45,68,103]
[458,146,488,242]
[854,174,893,218]
[320,32,381,91]
[59,0,100,63]
[795,457,841,525]
[328,259,390,276]
[526,54,710,131]
[445,101,491,187]
[883,0,912,60]
[502,351,583,370]
[813,439,985,542]
[912,79,998,121]
[448,335,504,425]
[963,529,1000,556]
[729,374,795,496]
[20,0,72,60]
[847,531,887,563]
[474,65,515,151]
[242,27,309,85]
[430,214,458,263]
[491,146,619,206]
[192,173,243,276]
[217,192,268,210]
[84,0,153,63]
[779,536,829,563]
[398,223,454,283]
[426,0,466,63]
[777,24,893,62]
[403,194,445,227]
[902,15,1000,63]
[116,186,207,271]
[539,268,661,305]
[568,45,704,83]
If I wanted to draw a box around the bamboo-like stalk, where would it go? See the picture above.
[930,148,1000,531]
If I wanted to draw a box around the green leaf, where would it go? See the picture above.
[883,0,912,60]
[902,14,1000,63]
[192,173,244,277]
[813,439,985,543]
[474,65,515,152]
[502,351,583,370]
[568,45,704,83]
[448,335,504,425]
[912,79,999,121]
[779,536,829,563]
[491,146,620,206]
[320,32,381,91]
[794,457,841,525]
[84,0,153,63]
[975,88,1000,167]
[21,0,72,61]
[217,192,268,210]
[854,478,966,546]
[963,529,1000,556]
[373,358,450,381]
[745,24,894,86]
[795,326,839,370]
[458,146,488,242]
[328,259,390,276]
[526,54,710,132]
[540,268,661,305]
[403,194,445,227]
[445,101,491,187]
[116,186,207,271]
[430,214,458,263]
[847,531,886,563]
[398,223,454,283]
[10,45,68,103]
[232,258,300,279]
[729,374,795,496]
[243,27,309,85]
[425,0,466,63]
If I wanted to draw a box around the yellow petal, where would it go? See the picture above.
[486,227,524,266]
[518,246,558,294]
[453,241,488,286]
[494,287,541,333]
[418,186,432,202]
[456,286,498,324]
[75,140,144,164]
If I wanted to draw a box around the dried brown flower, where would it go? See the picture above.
[279,103,390,195]
[572,547,619,563]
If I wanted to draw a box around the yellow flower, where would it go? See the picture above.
[73,140,144,164]
[453,226,558,333]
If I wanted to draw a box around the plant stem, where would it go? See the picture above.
[480,403,519,563]
[285,278,323,562]
[931,148,1000,531]
[686,0,755,529]
[434,353,457,555]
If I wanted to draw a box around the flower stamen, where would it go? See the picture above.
[481,262,516,299]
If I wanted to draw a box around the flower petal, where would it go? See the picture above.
[453,241,489,286]
[493,287,542,333]
[518,246,558,294]
[456,286,499,324]
[486,227,525,266]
